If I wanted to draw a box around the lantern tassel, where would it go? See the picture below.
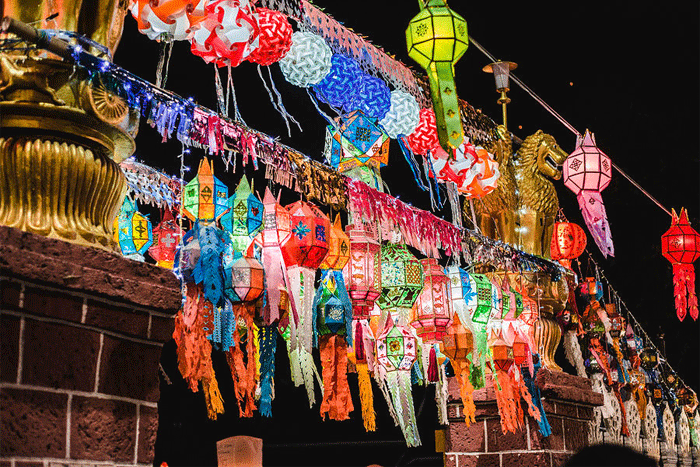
[258,325,277,417]
[493,370,523,434]
[357,362,376,432]
[355,320,365,362]
[435,362,449,425]
[576,190,614,258]
[388,371,422,447]
[427,345,439,383]
[673,263,698,321]
[613,385,631,437]
[522,359,551,437]
[225,304,258,418]
[455,361,476,425]
[202,368,225,420]
[319,335,354,421]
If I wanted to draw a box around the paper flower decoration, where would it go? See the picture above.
[313,54,362,112]
[220,176,263,252]
[661,208,700,321]
[550,220,587,268]
[113,196,153,261]
[563,130,614,257]
[405,107,439,156]
[188,0,259,67]
[130,0,195,41]
[379,90,420,139]
[148,209,181,268]
[245,7,292,66]
[279,31,332,87]
[349,74,392,120]
[182,158,229,223]
[325,110,389,173]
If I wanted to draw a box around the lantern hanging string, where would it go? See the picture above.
[468,36,674,219]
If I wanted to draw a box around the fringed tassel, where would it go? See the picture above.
[258,325,277,417]
[388,371,422,447]
[357,362,376,431]
[674,263,698,321]
[493,369,523,434]
[355,321,365,362]
[436,362,449,425]
[455,361,476,425]
[613,386,631,437]
[318,335,353,421]
[563,331,587,378]
[202,369,225,420]
[225,304,258,418]
[427,345,438,383]
[287,266,317,406]
[377,372,400,427]
[522,359,551,437]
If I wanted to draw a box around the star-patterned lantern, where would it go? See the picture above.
[114,196,153,261]
[325,110,390,175]
[661,208,700,321]
[376,243,424,313]
[411,258,453,343]
[221,176,263,252]
[148,209,181,268]
[550,220,587,268]
[282,201,331,269]
[182,158,229,223]
[343,223,382,320]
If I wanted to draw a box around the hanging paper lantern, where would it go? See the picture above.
[279,31,332,88]
[281,201,331,269]
[319,215,350,271]
[405,107,439,156]
[550,220,587,268]
[428,142,477,190]
[314,54,362,112]
[562,130,614,257]
[440,314,476,424]
[182,158,229,223]
[462,146,500,199]
[411,258,453,343]
[466,273,495,325]
[343,223,382,320]
[380,90,421,139]
[114,196,154,261]
[661,208,700,321]
[376,243,424,312]
[187,0,259,67]
[226,254,264,302]
[245,7,293,66]
[349,73,392,120]
[130,0,195,41]
[406,0,468,151]
[639,347,659,371]
[221,176,263,252]
[325,110,390,174]
[148,209,181,268]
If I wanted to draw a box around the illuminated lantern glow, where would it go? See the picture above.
[320,215,351,271]
[462,146,500,199]
[130,0,196,41]
[282,201,331,269]
[661,208,700,321]
[406,0,468,151]
[411,258,453,343]
[182,158,229,223]
[314,54,362,112]
[114,196,153,261]
[376,243,424,313]
[279,31,332,88]
[405,107,439,156]
[245,8,293,66]
[226,254,264,302]
[440,314,476,424]
[562,130,614,257]
[349,74,392,120]
[550,220,587,268]
[148,209,181,268]
[380,90,421,140]
[221,176,263,252]
[325,110,390,173]
[342,223,382,320]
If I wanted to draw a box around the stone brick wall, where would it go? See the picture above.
[0,227,180,467]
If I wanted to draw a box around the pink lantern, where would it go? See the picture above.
[563,130,614,257]
[342,224,382,320]
[411,258,453,343]
[245,8,293,66]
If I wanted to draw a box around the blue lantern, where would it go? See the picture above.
[113,196,153,261]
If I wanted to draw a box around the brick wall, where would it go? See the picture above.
[0,226,181,467]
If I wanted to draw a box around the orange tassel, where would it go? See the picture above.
[493,370,523,433]
[613,385,631,437]
[455,361,476,425]
[319,335,354,421]
[226,303,258,418]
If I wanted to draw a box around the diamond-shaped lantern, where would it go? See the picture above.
[221,176,263,252]
[377,243,424,311]
[661,208,700,321]
[113,196,153,260]
[411,258,453,343]
[182,158,229,223]
[320,214,350,271]
[281,201,331,269]
[343,223,382,319]
[325,110,389,173]
[376,320,417,372]
[148,209,181,268]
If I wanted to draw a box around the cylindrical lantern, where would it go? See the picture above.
[148,209,181,269]
[661,207,700,321]
[182,158,229,223]
[376,243,424,313]
[550,220,587,268]
[343,223,382,319]
[114,196,153,261]
[221,176,263,252]
[411,258,453,343]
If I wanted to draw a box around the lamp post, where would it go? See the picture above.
[482,60,517,131]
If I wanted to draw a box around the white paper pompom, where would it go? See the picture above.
[279,31,332,88]
[380,90,420,139]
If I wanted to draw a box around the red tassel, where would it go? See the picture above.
[427,345,438,383]
[673,263,698,321]
[355,321,365,362]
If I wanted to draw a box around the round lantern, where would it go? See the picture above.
[182,158,229,224]
[376,243,424,312]
[342,223,382,319]
[114,197,153,261]
[428,142,477,192]
[405,107,439,156]
[661,207,700,321]
[411,258,453,343]
[245,8,292,66]
[349,74,392,120]
[279,31,332,88]
[281,201,331,269]
[220,176,263,252]
[130,0,195,41]
[462,146,500,199]
[380,90,420,139]
[313,54,362,112]
[148,209,181,268]
[551,220,587,268]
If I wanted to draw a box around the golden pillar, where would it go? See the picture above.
[0,0,137,250]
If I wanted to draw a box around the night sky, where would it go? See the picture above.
[112,1,699,465]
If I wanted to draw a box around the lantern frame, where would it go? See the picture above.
[377,243,424,311]
[343,223,382,319]
[411,258,453,343]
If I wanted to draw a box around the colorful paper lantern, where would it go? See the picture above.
[562,130,614,257]
[661,207,700,321]
[245,7,292,66]
[113,196,153,261]
[462,146,500,199]
[148,209,181,268]
[411,258,453,343]
[343,223,382,320]
[319,215,350,270]
[188,0,259,67]
[130,0,195,41]
[405,107,439,156]
[349,73,392,120]
[440,314,476,423]
[428,140,501,198]
[281,201,331,269]
[466,273,495,325]
[550,220,587,268]
[313,54,362,112]
[221,176,263,252]
[279,31,332,88]
[406,0,468,151]
[226,254,264,302]
[380,90,421,139]
[325,110,390,173]
[182,158,229,223]
[376,243,424,311]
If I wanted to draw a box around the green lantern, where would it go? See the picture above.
[182,158,229,224]
[406,0,468,151]
[377,243,424,311]
[220,176,263,252]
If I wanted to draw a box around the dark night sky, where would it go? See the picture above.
[113,1,699,465]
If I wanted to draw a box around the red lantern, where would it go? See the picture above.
[342,223,382,320]
[246,8,293,66]
[281,201,331,269]
[512,334,529,367]
[405,107,439,156]
[661,208,700,321]
[148,209,181,269]
[550,221,587,268]
[411,258,452,343]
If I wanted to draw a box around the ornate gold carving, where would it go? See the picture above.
[81,76,129,126]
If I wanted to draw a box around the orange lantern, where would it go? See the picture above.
[319,214,350,270]
[490,340,514,373]
[440,314,476,424]
[411,258,453,343]
[550,220,587,268]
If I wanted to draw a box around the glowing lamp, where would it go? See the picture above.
[325,110,390,173]
[228,255,264,302]
[113,197,153,261]
[411,258,453,343]
[182,158,229,223]
[406,0,468,151]
[221,176,263,252]
[377,243,424,311]
[281,201,331,269]
[320,215,350,270]
[148,209,181,268]
[550,220,587,268]
[512,334,529,367]
[343,223,382,319]
[661,208,700,321]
